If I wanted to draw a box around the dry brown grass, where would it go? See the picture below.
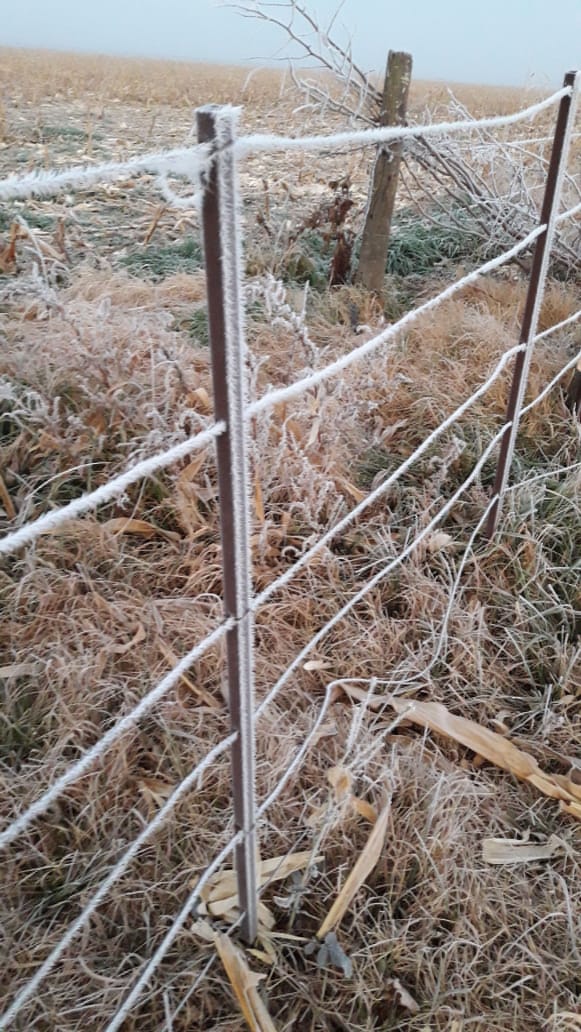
[0,48,580,1032]
[0,47,540,114]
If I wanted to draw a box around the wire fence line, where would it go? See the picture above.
[0,221,555,560]
[234,85,574,155]
[0,421,225,557]
[0,732,238,1029]
[0,619,233,850]
[246,228,545,418]
[0,86,572,207]
[102,416,532,1030]
[0,73,580,1029]
[0,143,212,202]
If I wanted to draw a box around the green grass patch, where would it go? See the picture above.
[386,209,481,277]
[278,232,334,290]
[120,237,202,281]
[270,213,483,291]
[0,207,54,232]
[188,307,209,347]
[35,125,89,143]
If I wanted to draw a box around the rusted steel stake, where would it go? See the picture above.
[485,70,579,539]
[565,357,581,420]
[197,105,258,943]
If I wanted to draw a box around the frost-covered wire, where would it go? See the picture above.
[253,343,525,610]
[505,459,581,492]
[156,174,203,210]
[1,71,580,1030]
[0,731,237,1029]
[102,429,510,1026]
[556,199,581,224]
[256,424,508,719]
[456,131,581,150]
[0,143,212,202]
[533,308,581,344]
[522,351,581,415]
[515,307,581,414]
[256,681,337,817]
[105,832,244,1032]
[84,372,578,1028]
[0,421,224,556]
[0,619,232,851]
[247,226,544,418]
[0,89,573,210]
[235,86,571,157]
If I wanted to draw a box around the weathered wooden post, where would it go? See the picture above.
[355,50,413,295]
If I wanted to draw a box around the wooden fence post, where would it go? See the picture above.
[197,105,258,944]
[355,50,413,295]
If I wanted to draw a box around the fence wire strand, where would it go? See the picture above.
[0,620,233,851]
[247,227,545,418]
[105,832,244,1032]
[253,342,525,611]
[0,143,212,202]
[96,425,510,1025]
[257,425,508,720]
[0,422,225,557]
[0,732,237,1029]
[235,86,572,156]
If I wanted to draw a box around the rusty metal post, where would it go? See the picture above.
[197,105,257,943]
[565,356,581,420]
[485,71,579,538]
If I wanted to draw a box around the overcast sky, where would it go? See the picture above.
[3,0,580,87]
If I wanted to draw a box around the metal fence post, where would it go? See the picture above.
[485,70,579,538]
[196,105,258,943]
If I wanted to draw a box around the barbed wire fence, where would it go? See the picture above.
[0,71,579,1029]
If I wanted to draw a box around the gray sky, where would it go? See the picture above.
[3,0,580,87]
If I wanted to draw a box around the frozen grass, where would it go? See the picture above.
[1,259,580,1030]
[0,48,581,1032]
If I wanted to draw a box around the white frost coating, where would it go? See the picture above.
[555,198,581,224]
[235,87,571,157]
[522,350,581,415]
[254,343,525,610]
[519,307,581,414]
[505,460,581,492]
[156,173,203,210]
[248,226,544,418]
[0,143,212,202]
[533,307,581,342]
[0,731,236,1028]
[0,620,233,851]
[0,422,225,556]
[105,832,243,1032]
[256,425,508,719]
[257,681,337,816]
[0,87,573,204]
[212,104,259,940]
